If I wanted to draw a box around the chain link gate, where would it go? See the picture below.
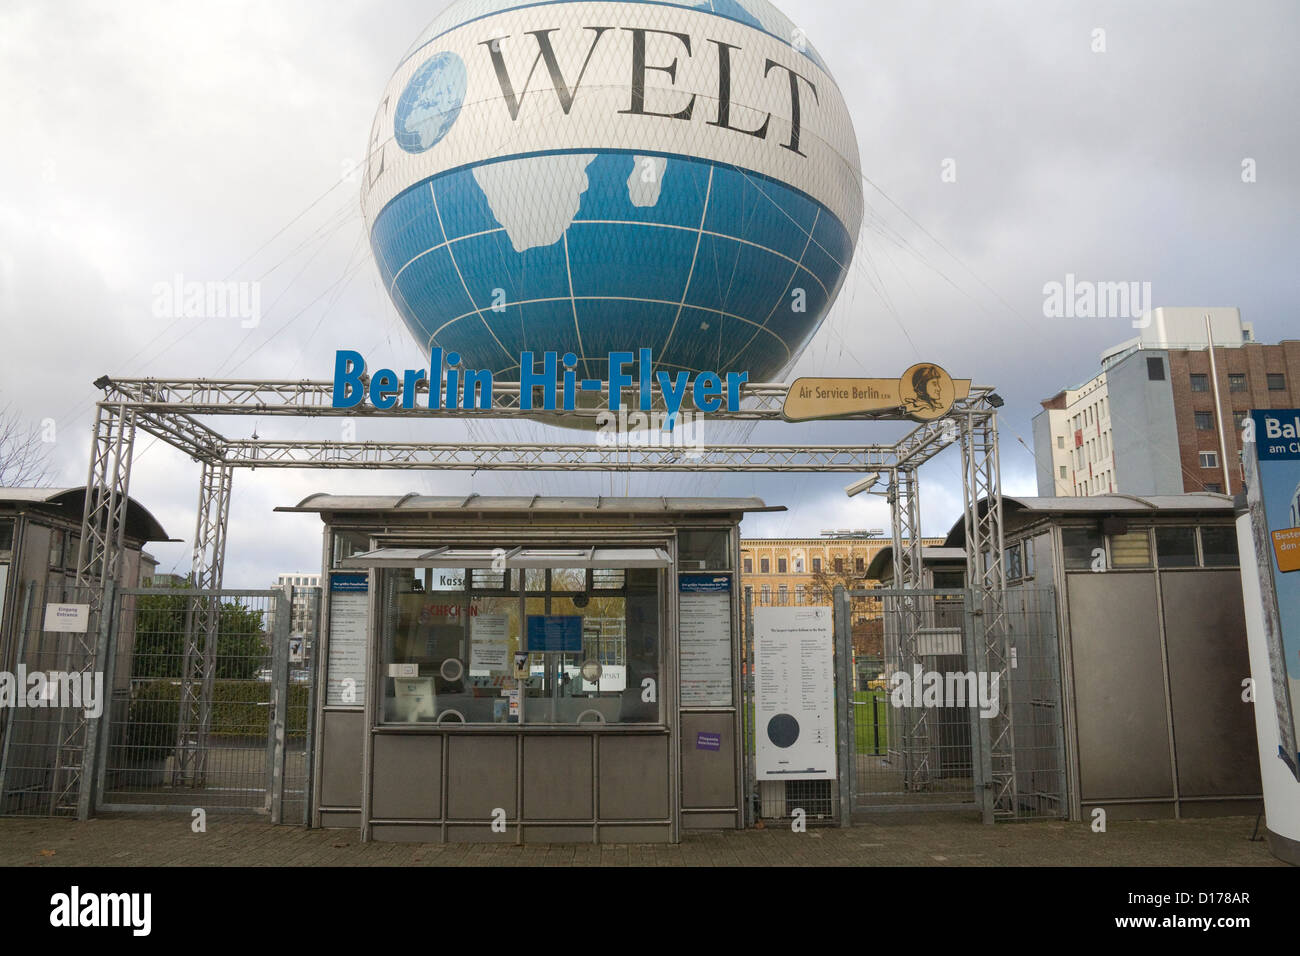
[95,585,318,822]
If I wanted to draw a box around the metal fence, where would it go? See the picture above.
[0,581,318,822]
[97,587,317,822]
[739,584,1065,826]
[0,583,106,817]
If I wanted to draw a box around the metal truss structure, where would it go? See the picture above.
[71,374,1010,816]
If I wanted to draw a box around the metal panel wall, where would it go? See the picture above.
[1066,573,1174,800]
[1160,571,1263,798]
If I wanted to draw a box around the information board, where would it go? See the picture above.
[679,574,732,707]
[326,573,368,706]
[525,615,583,652]
[753,606,836,780]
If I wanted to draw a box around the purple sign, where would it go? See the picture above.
[696,732,722,751]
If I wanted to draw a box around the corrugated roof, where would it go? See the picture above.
[277,493,782,515]
[865,546,967,579]
[0,486,171,541]
[943,493,1234,547]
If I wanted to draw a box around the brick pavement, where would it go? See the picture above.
[0,813,1285,866]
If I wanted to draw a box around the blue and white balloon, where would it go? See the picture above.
[363,0,863,387]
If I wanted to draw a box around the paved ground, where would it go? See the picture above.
[0,812,1285,866]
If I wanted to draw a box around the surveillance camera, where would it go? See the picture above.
[844,474,879,498]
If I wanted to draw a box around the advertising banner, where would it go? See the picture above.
[1248,409,1300,778]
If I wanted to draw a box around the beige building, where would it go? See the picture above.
[740,534,946,610]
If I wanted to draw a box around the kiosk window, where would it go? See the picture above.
[380,563,661,726]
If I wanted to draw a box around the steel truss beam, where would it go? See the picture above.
[75,374,1008,817]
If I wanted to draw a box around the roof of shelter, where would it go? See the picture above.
[277,493,783,516]
[0,486,171,542]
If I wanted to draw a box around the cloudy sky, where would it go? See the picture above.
[1,0,1297,586]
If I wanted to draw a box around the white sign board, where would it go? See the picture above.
[44,603,89,633]
[679,574,732,706]
[470,614,510,674]
[754,606,836,780]
[326,574,368,706]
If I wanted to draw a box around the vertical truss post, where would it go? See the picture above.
[961,407,1014,816]
[75,402,138,595]
[174,460,233,786]
[64,401,136,814]
[889,466,929,788]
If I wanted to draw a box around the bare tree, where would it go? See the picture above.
[0,403,56,487]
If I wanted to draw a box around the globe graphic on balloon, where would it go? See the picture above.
[393,52,467,153]
[362,0,863,392]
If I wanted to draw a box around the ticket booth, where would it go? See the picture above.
[279,494,776,844]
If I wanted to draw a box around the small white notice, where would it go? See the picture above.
[44,603,89,633]
[470,614,510,673]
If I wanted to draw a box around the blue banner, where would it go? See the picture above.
[525,615,583,652]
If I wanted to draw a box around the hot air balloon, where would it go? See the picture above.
[362,0,863,399]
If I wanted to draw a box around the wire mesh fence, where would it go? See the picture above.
[0,583,104,817]
[97,587,316,820]
[738,584,1066,825]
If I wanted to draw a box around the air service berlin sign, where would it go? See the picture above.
[781,363,970,423]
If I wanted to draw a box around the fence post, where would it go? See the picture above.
[833,586,852,827]
[301,586,321,827]
[77,580,115,821]
[266,585,291,823]
[0,582,36,809]
[93,585,124,815]
[742,585,754,827]
[967,589,995,825]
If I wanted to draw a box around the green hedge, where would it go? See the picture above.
[125,679,310,753]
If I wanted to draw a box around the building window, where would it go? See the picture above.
[1267,373,1286,391]
[1198,451,1218,469]
[1059,465,1067,479]
[1061,527,1104,570]
[778,585,788,604]
[1057,435,1065,449]
[795,585,804,603]
[379,563,659,726]
[1194,410,1214,431]
[1147,357,1165,381]
[1204,483,1222,493]
[743,558,753,574]
[1004,544,1023,580]
[1189,373,1208,392]
[855,557,865,573]
[760,558,770,574]
[1155,527,1197,568]
[777,557,787,573]
[761,586,771,602]
[1200,527,1239,566]
[1228,373,1246,392]
[811,557,821,573]
[1110,530,1152,568]
[1232,411,1247,433]
[834,558,844,573]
